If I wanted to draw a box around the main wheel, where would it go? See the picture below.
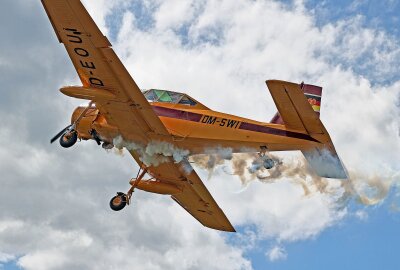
[110,192,127,211]
[59,131,78,148]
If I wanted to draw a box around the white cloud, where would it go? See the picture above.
[266,245,287,262]
[0,252,15,264]
[154,0,197,30]
[18,250,68,270]
[81,0,126,35]
[205,173,346,242]
[355,210,369,221]
[1,0,399,269]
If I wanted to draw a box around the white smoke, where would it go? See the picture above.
[189,147,234,179]
[145,141,189,164]
[111,139,399,207]
[189,147,400,207]
[112,136,190,167]
[345,171,399,206]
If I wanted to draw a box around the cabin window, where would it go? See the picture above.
[154,90,172,102]
[143,89,197,106]
[143,90,156,101]
[178,96,197,106]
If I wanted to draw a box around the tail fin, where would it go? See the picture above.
[266,80,347,179]
[270,82,322,124]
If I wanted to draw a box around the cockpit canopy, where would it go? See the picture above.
[142,89,208,109]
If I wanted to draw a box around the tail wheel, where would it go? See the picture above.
[59,131,78,148]
[110,192,127,211]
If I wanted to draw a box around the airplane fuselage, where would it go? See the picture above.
[73,101,320,155]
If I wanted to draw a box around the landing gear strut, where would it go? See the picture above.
[89,129,102,145]
[109,167,148,211]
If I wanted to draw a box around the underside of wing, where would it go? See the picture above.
[129,151,235,232]
[171,169,236,232]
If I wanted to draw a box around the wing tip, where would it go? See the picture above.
[204,223,236,233]
[226,227,237,233]
[220,225,236,233]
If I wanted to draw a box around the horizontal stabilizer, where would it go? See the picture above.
[302,145,348,179]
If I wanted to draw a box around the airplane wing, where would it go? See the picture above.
[129,151,236,232]
[41,0,170,142]
[42,0,235,231]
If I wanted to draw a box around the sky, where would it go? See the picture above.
[0,0,399,269]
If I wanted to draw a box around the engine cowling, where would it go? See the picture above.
[71,106,99,140]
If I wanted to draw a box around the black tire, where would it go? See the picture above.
[59,131,78,148]
[110,193,127,211]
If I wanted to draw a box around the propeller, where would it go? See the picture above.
[50,124,73,144]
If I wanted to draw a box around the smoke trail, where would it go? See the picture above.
[343,172,397,206]
[189,147,399,206]
[189,147,234,179]
[247,154,398,206]
[112,136,190,167]
[111,138,398,206]
[232,153,256,183]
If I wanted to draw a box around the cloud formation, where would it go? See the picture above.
[266,245,287,262]
[1,0,399,269]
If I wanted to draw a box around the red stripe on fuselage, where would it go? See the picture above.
[151,105,319,142]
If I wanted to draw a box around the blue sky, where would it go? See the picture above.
[305,0,400,85]
[245,198,400,270]
[1,0,400,269]
[306,0,400,38]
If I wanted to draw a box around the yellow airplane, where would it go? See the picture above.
[42,0,347,232]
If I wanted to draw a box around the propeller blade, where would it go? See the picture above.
[50,125,72,144]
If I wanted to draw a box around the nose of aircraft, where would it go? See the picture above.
[71,105,99,140]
